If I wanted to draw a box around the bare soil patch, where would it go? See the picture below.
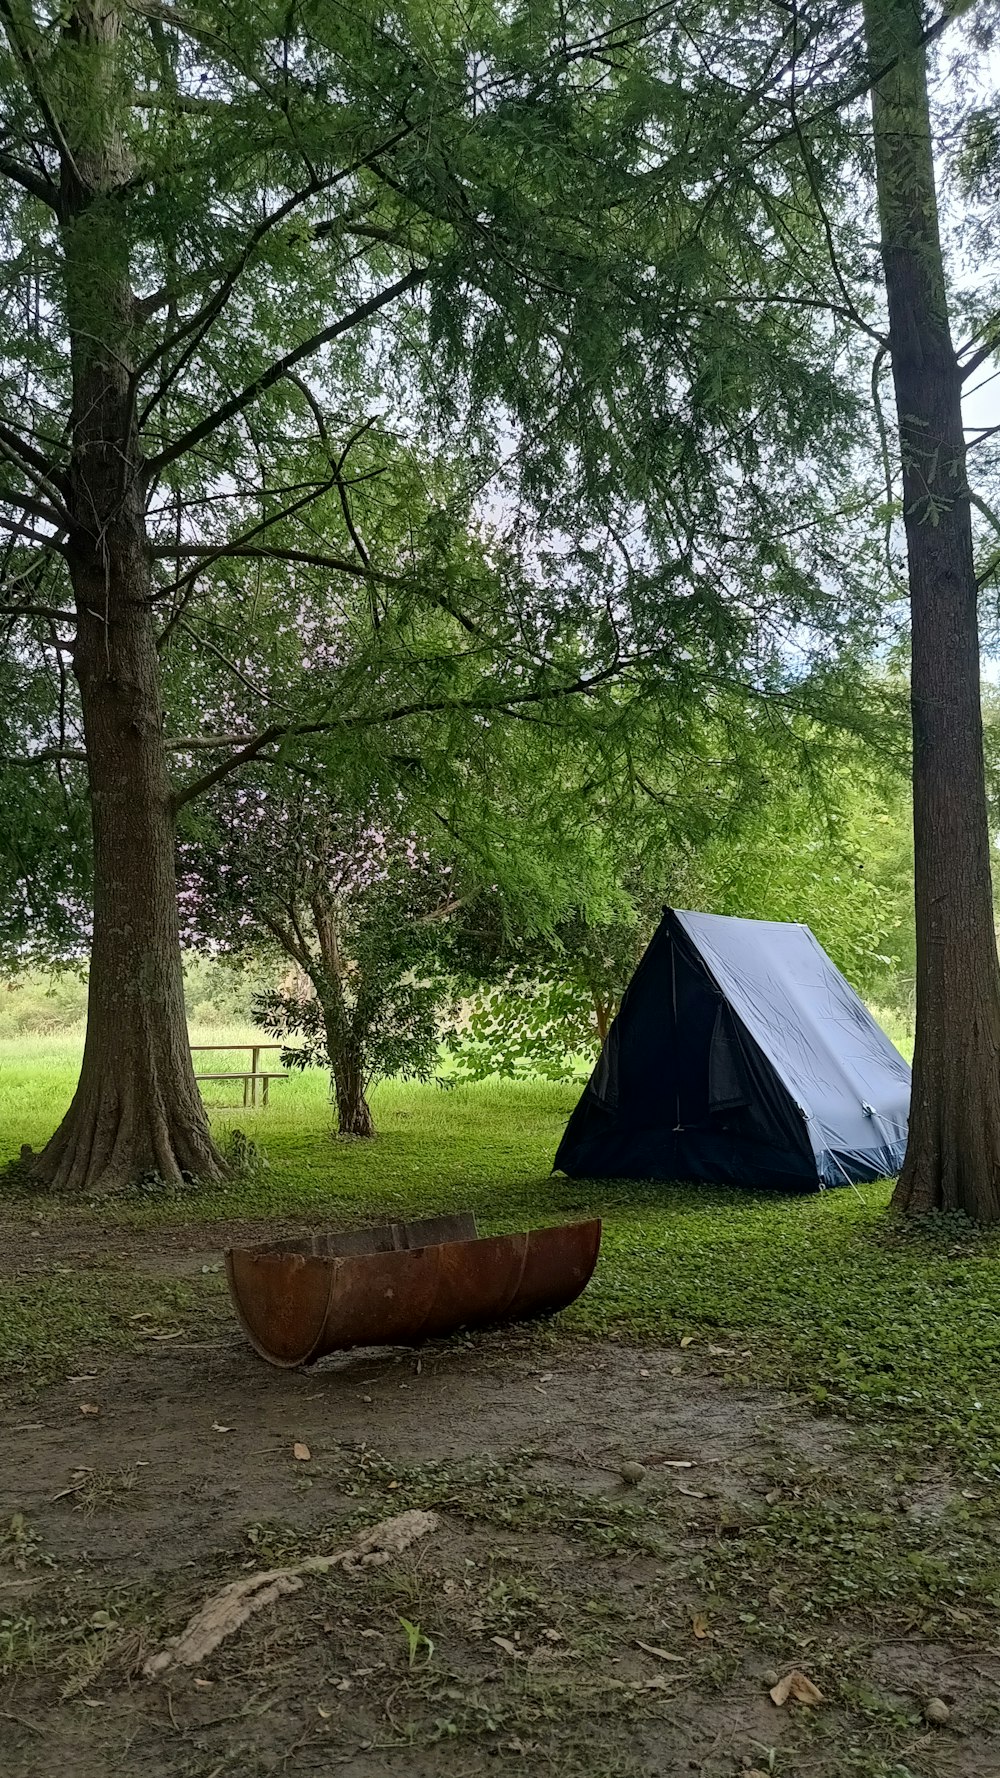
[2,1320,998,1778]
[2,1216,999,1777]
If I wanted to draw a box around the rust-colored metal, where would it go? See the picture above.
[225,1213,602,1368]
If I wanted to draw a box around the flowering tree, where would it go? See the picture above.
[181,785,459,1136]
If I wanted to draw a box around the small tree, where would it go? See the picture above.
[181,788,457,1135]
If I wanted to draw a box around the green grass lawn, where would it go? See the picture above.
[1,1027,998,1484]
[3,1029,1000,1778]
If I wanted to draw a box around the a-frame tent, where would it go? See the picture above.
[554,908,911,1190]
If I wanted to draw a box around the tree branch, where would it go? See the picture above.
[0,515,67,549]
[144,267,427,482]
[134,121,417,416]
[176,617,293,709]
[960,333,1000,383]
[153,468,365,644]
[0,148,59,208]
[0,602,76,624]
[156,541,370,574]
[262,910,313,976]
[170,658,625,810]
[0,747,87,766]
[0,418,70,502]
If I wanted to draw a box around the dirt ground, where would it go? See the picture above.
[1,1222,998,1777]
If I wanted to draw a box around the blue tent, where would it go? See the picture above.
[554,908,911,1189]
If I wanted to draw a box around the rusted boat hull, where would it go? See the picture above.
[225,1213,602,1368]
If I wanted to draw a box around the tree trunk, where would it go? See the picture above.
[32,1,224,1193]
[331,1049,377,1138]
[312,898,377,1138]
[864,0,1000,1220]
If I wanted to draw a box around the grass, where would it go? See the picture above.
[2,1026,999,1481]
[3,1025,1000,1778]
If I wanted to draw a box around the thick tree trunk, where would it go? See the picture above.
[32,1,224,1193]
[865,0,1000,1220]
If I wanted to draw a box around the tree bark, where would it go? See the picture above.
[313,899,377,1138]
[32,1,224,1193]
[330,1044,377,1138]
[864,0,1000,1220]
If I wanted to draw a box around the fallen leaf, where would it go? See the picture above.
[677,1485,707,1499]
[317,1706,332,1720]
[770,1669,824,1707]
[691,1613,710,1640]
[79,1403,100,1417]
[212,1423,232,1434]
[658,1460,694,1470]
[293,1442,311,1462]
[640,1674,681,1690]
[492,1636,522,1659]
[679,1335,694,1349]
[636,1641,686,1663]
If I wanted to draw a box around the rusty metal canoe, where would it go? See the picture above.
[225,1213,602,1368]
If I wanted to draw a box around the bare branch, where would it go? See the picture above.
[176,617,293,709]
[960,334,1000,383]
[0,515,67,548]
[262,910,313,975]
[144,267,426,482]
[172,722,287,809]
[0,418,70,501]
[157,541,370,574]
[283,373,374,570]
[0,747,87,766]
[135,121,417,415]
[131,88,229,114]
[0,149,59,207]
[153,469,364,644]
[0,480,68,531]
[0,0,85,194]
[0,602,76,624]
